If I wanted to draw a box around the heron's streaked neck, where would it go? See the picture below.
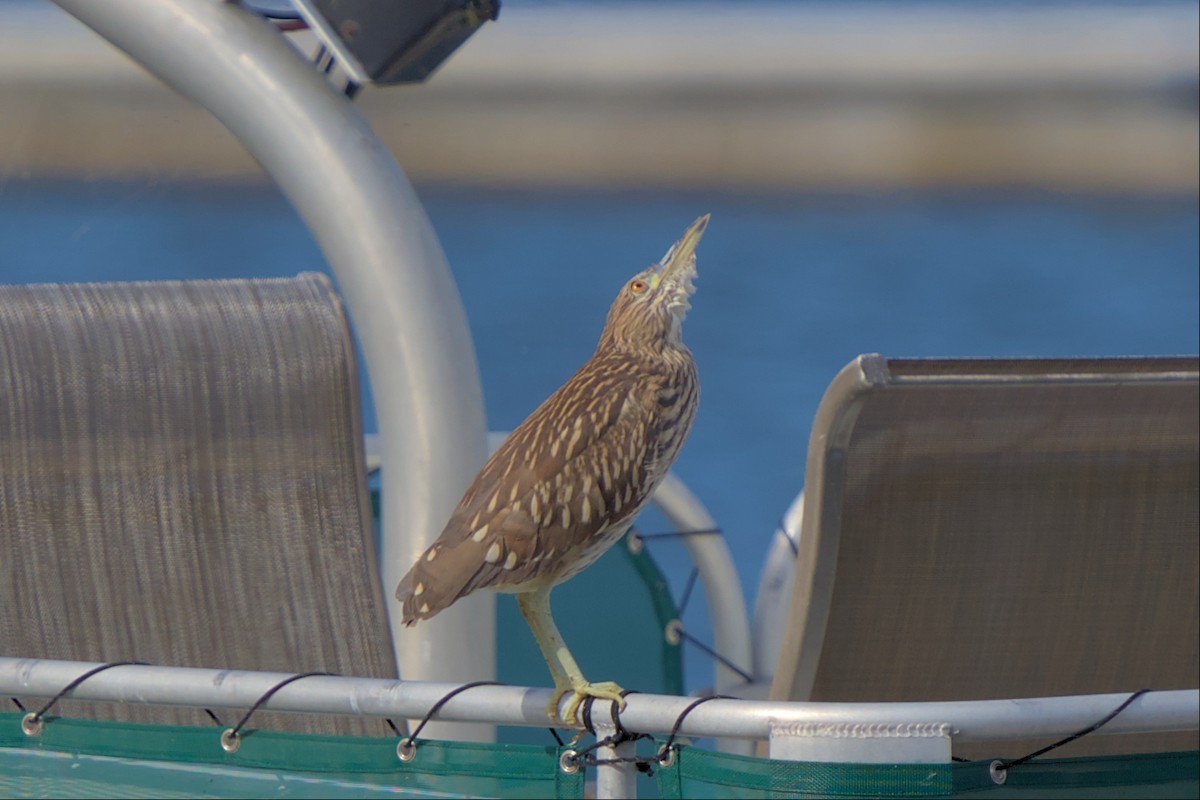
[597,328,688,362]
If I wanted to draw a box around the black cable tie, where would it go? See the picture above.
[580,689,643,742]
[222,671,336,747]
[580,695,598,738]
[636,528,723,541]
[24,660,148,732]
[11,698,26,712]
[609,690,655,774]
[611,689,640,740]
[677,568,700,617]
[203,708,223,727]
[994,689,1152,772]
[396,680,502,759]
[574,733,645,766]
[569,690,657,774]
[674,627,754,683]
[656,694,735,763]
[547,727,565,747]
[584,749,660,775]
[384,718,403,737]
[574,693,735,777]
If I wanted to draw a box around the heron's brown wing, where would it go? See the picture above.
[456,357,644,533]
[454,387,660,598]
[396,355,644,622]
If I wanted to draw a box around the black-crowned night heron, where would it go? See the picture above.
[396,214,709,724]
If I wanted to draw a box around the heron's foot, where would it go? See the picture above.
[547,680,626,725]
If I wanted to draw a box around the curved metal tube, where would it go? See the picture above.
[50,0,491,740]
[4,657,1196,745]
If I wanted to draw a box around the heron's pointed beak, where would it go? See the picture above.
[659,214,710,281]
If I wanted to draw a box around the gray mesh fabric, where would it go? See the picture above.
[771,356,1199,759]
[0,275,396,735]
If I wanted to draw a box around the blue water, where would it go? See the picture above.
[1,181,1197,686]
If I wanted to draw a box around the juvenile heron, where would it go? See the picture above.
[396,214,709,724]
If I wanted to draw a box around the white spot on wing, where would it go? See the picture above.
[426,548,438,562]
[472,524,489,542]
[567,426,583,458]
[485,542,501,563]
[415,582,425,596]
[504,552,518,570]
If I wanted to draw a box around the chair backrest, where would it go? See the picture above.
[770,355,1199,758]
[0,274,397,735]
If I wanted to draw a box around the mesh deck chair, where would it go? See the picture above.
[769,355,1199,759]
[0,274,397,736]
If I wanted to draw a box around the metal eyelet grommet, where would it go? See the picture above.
[220,728,241,753]
[989,760,1008,785]
[397,737,417,762]
[664,619,683,645]
[657,746,676,768]
[21,713,44,737]
[559,749,580,774]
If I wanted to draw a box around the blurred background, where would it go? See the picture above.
[1,0,1197,692]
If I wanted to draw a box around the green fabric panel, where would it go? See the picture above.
[655,745,1200,799]
[0,713,583,799]
[655,747,953,798]
[951,750,1200,799]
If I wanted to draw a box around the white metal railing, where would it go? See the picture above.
[3,657,1196,799]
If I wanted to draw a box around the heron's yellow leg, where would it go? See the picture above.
[517,588,625,725]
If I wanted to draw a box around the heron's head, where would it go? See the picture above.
[600,214,709,353]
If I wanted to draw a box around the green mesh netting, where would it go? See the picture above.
[654,746,1200,799]
[0,713,583,799]
[5,713,1195,799]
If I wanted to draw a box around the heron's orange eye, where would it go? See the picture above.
[630,279,648,294]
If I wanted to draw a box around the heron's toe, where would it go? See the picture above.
[556,680,626,725]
